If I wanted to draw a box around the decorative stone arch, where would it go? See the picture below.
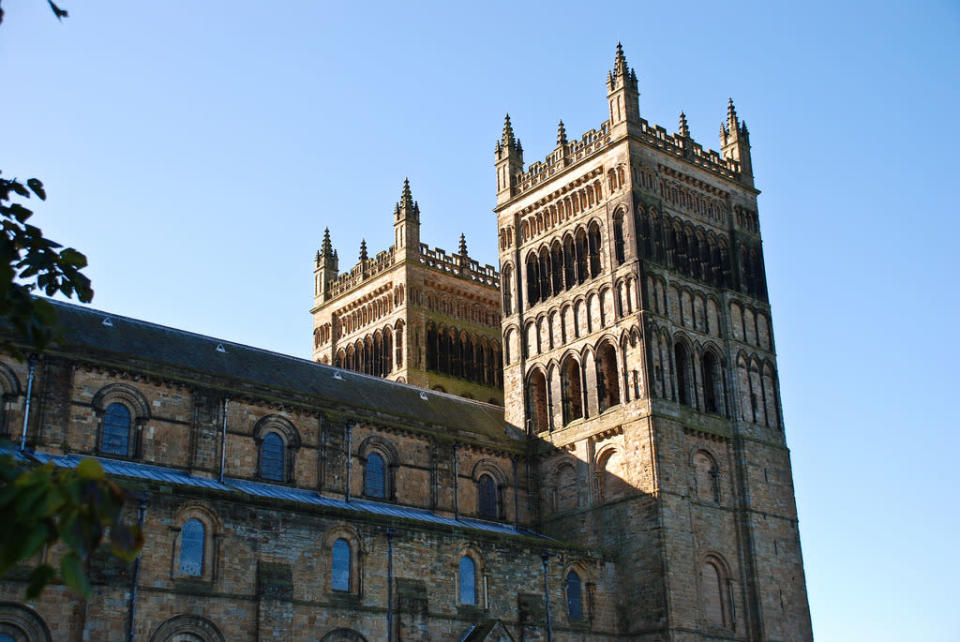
[595,443,629,502]
[150,614,224,642]
[321,522,364,596]
[551,458,579,513]
[0,362,20,438]
[170,503,223,581]
[472,459,507,520]
[699,553,735,631]
[594,337,621,412]
[524,366,549,435]
[559,351,584,425]
[562,559,596,622]
[0,602,51,642]
[700,342,726,416]
[319,630,368,642]
[91,383,150,457]
[253,414,301,483]
[690,448,721,504]
[357,435,399,501]
[455,544,486,607]
[672,333,695,407]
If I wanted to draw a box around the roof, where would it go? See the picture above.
[16,449,548,541]
[41,299,510,441]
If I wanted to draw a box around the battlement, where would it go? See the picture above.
[328,247,398,299]
[512,118,742,197]
[419,243,500,289]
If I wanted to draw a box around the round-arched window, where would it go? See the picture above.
[101,402,131,455]
[260,432,285,481]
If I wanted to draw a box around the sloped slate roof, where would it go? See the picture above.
[22,450,548,540]
[43,299,509,440]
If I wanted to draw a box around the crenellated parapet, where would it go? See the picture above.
[328,247,398,299]
[418,243,500,288]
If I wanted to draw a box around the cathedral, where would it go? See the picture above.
[0,45,812,641]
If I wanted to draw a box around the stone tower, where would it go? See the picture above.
[312,180,505,404]
[495,44,812,640]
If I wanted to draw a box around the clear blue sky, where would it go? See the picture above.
[3,1,958,639]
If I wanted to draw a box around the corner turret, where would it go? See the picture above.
[495,114,524,205]
[720,98,754,186]
[393,178,421,261]
[606,42,640,137]
[314,227,339,303]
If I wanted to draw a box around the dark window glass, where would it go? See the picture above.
[478,475,497,519]
[332,538,351,591]
[567,570,583,619]
[459,556,476,605]
[179,518,204,576]
[101,402,131,455]
[365,452,386,498]
[261,432,285,481]
[0,634,15,642]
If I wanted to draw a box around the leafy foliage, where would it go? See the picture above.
[0,451,143,598]
[0,173,93,357]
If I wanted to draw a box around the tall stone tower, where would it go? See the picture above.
[495,44,812,640]
[312,180,505,404]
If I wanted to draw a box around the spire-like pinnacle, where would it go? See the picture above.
[516,138,523,153]
[359,239,368,262]
[727,98,738,129]
[501,113,515,147]
[557,120,567,147]
[401,177,413,208]
[459,233,468,256]
[315,250,321,264]
[614,42,628,78]
[678,112,690,138]
[321,227,334,259]
[740,119,749,136]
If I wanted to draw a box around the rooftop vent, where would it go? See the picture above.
[333,371,344,381]
[215,343,226,353]
[102,317,113,327]
[419,391,428,401]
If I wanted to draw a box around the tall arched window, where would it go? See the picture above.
[179,518,205,576]
[588,223,602,277]
[701,559,730,628]
[526,254,541,305]
[694,451,720,503]
[526,370,548,434]
[575,229,588,284]
[613,212,625,265]
[260,432,285,481]
[364,452,386,499]
[478,474,497,519]
[459,556,476,605]
[674,342,692,406]
[502,265,513,316]
[331,538,351,592]
[551,242,564,293]
[563,235,576,288]
[702,351,722,414]
[596,342,621,412]
[101,402,132,456]
[561,357,584,424]
[566,570,583,620]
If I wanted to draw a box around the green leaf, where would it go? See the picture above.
[60,552,90,597]
[25,564,56,599]
[76,458,104,480]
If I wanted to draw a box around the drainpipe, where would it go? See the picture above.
[541,551,553,642]
[345,423,352,502]
[18,354,37,450]
[127,500,147,642]
[452,443,460,520]
[512,456,520,529]
[387,528,396,641]
[218,396,229,483]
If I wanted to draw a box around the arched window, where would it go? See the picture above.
[478,474,497,519]
[613,213,625,265]
[563,235,576,288]
[525,370,548,434]
[596,342,620,412]
[101,402,132,456]
[575,229,588,284]
[674,342,692,406]
[526,254,541,305]
[694,450,720,503]
[561,357,583,424]
[364,452,386,499]
[502,265,513,316]
[551,242,564,293]
[702,351,722,414]
[588,223,602,277]
[459,556,476,605]
[701,559,731,628]
[179,518,205,576]
[260,432,285,481]
[566,570,583,620]
[332,538,351,591]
